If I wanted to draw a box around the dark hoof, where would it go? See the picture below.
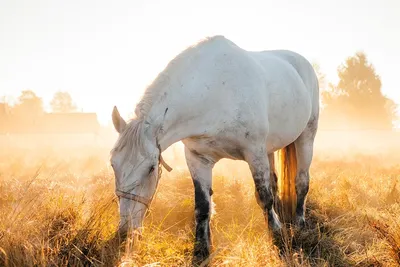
[192,256,210,267]
[192,248,210,266]
[295,216,306,229]
[192,258,208,267]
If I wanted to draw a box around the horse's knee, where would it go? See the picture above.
[254,182,274,210]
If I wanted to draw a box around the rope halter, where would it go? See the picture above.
[115,140,172,207]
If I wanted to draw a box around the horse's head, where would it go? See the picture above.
[110,106,171,238]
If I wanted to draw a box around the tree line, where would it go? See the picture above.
[0,91,96,134]
[1,51,398,130]
[315,52,398,130]
[1,90,78,116]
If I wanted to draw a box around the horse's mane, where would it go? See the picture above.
[134,35,224,119]
[111,36,225,159]
[111,119,145,161]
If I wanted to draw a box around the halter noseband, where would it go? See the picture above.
[115,141,172,207]
[115,189,152,207]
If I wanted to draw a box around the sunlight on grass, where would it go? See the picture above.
[0,150,399,266]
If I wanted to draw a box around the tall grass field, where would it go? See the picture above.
[0,131,399,266]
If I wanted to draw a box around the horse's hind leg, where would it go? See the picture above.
[268,153,278,201]
[184,146,214,266]
[268,153,282,215]
[294,117,318,227]
[246,148,281,232]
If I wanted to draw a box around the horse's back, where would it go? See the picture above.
[251,49,318,101]
[257,49,319,116]
[241,49,318,151]
[179,37,319,155]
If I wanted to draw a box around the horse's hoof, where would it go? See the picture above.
[268,210,282,232]
[192,256,209,267]
[271,220,282,233]
[295,216,306,229]
[192,247,210,267]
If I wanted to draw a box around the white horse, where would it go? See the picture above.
[110,35,319,265]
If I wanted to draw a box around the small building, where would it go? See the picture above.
[0,111,100,135]
[40,113,100,134]
[0,111,103,149]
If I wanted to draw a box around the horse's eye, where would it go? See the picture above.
[149,165,155,174]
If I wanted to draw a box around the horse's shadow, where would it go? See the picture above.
[58,230,124,267]
[270,200,370,267]
[96,203,350,267]
[84,199,376,267]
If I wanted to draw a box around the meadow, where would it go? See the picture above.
[0,131,399,267]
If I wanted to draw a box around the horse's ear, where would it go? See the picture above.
[112,106,127,133]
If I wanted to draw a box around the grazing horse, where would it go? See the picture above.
[110,35,319,265]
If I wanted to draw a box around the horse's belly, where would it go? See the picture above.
[183,136,246,162]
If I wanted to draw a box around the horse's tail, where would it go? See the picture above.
[276,142,297,223]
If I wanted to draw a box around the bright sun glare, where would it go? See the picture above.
[0,0,399,126]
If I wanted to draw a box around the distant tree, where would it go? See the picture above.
[13,90,44,117]
[321,52,397,130]
[312,62,330,109]
[385,98,399,127]
[312,62,327,91]
[0,96,12,114]
[50,91,77,113]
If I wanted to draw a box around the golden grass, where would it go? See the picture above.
[0,149,399,267]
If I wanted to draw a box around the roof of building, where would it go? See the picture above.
[0,112,100,134]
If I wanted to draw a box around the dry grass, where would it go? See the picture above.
[0,148,399,267]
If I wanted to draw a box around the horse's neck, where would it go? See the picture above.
[144,39,229,151]
[146,91,204,152]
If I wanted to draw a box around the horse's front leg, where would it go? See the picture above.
[184,146,214,266]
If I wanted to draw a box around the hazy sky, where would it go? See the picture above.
[1,0,399,125]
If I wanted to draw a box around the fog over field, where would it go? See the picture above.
[0,129,399,266]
